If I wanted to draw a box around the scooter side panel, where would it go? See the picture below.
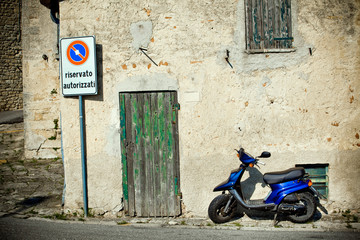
[213,169,244,191]
[265,180,309,205]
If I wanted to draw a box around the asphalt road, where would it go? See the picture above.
[0,217,359,240]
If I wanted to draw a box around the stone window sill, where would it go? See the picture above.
[245,48,297,54]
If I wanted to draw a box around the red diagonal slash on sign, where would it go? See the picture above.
[71,46,85,60]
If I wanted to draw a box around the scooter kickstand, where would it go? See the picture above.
[273,212,279,226]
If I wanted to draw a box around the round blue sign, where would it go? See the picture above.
[67,40,89,65]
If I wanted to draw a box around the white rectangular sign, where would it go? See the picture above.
[60,36,98,96]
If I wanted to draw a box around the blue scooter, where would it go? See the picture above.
[208,147,323,224]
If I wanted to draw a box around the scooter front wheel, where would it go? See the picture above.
[208,194,237,223]
[287,192,316,223]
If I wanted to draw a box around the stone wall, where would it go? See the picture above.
[22,0,61,159]
[21,0,359,216]
[0,0,23,111]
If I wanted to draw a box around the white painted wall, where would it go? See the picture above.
[23,0,360,216]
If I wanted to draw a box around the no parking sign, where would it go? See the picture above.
[60,36,97,96]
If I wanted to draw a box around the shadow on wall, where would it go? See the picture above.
[240,167,266,200]
[86,44,103,102]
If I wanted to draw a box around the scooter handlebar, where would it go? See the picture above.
[257,160,266,166]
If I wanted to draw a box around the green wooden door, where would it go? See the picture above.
[119,91,181,217]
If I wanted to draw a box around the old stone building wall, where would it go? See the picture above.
[0,0,23,111]
[22,0,61,159]
[22,0,359,217]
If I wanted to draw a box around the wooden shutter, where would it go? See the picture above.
[245,0,293,51]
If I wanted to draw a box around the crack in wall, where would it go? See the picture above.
[36,139,47,154]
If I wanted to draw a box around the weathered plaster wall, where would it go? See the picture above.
[0,0,22,111]
[22,0,61,159]
[57,0,359,216]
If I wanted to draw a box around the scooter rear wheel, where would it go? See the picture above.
[208,194,237,223]
[287,192,316,223]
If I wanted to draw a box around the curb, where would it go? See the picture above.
[9,214,358,232]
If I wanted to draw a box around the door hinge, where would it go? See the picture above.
[173,103,180,111]
[177,192,183,199]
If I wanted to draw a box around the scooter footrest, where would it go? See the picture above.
[246,199,265,205]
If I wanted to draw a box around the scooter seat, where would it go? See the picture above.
[263,167,305,184]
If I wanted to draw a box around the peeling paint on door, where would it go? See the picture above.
[119,91,181,217]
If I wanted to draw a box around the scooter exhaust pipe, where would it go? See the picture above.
[229,189,275,210]
[278,203,305,213]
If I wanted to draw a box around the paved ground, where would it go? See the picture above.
[0,113,359,232]
[0,119,64,217]
[0,122,24,161]
[0,111,64,217]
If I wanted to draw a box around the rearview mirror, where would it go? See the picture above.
[258,151,271,158]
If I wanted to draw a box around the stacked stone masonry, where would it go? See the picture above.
[0,0,23,111]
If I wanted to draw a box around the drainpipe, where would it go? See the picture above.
[40,0,60,58]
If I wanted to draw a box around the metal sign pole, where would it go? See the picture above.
[79,95,88,217]
[60,36,97,218]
